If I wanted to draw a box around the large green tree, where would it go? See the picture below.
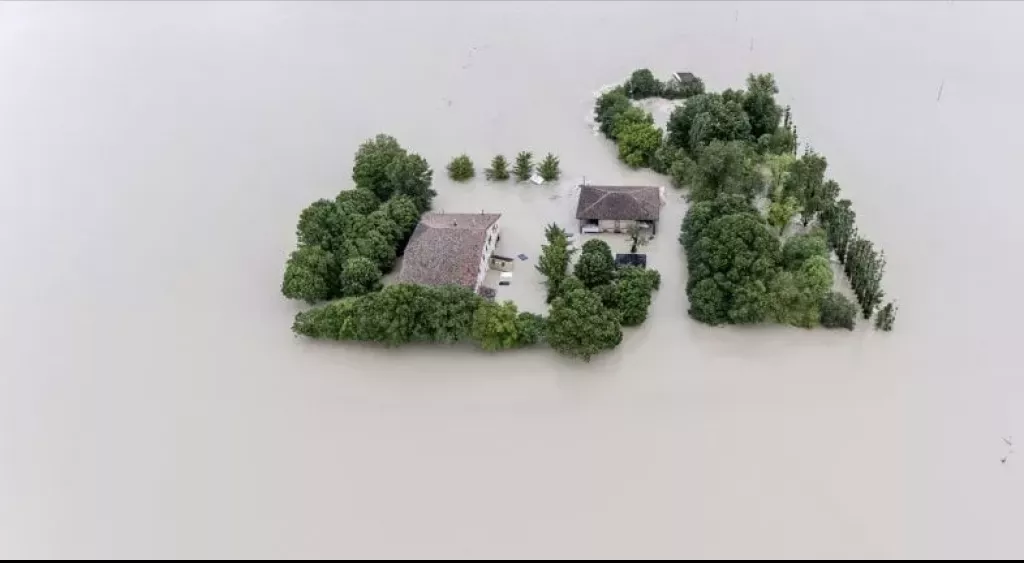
[687,213,781,325]
[783,151,829,226]
[282,245,340,304]
[536,224,574,302]
[547,288,623,361]
[781,231,829,270]
[296,199,345,251]
[352,134,407,200]
[386,153,435,213]
[667,93,752,153]
[624,68,663,99]
[688,140,762,203]
[594,87,632,138]
[339,256,383,297]
[617,122,663,168]
[743,73,782,139]
[616,266,659,326]
[573,239,616,289]
[335,188,381,216]
[679,193,756,251]
[767,255,833,328]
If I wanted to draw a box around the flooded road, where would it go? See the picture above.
[1,1,1022,558]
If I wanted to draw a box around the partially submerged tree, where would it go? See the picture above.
[688,140,761,203]
[626,222,650,253]
[617,122,663,168]
[624,68,663,99]
[616,266,660,326]
[546,288,623,361]
[666,93,752,154]
[820,291,857,330]
[767,196,801,235]
[536,223,574,302]
[874,301,897,332]
[485,154,510,181]
[574,239,616,289]
[742,73,782,140]
[537,153,561,182]
[471,301,524,352]
[281,245,340,304]
[687,212,781,325]
[513,151,534,182]
[339,256,383,297]
[352,134,408,200]
[447,154,475,182]
[594,87,632,139]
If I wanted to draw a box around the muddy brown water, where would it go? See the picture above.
[1,1,1022,558]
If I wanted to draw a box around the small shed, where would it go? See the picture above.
[489,254,515,272]
[615,253,648,269]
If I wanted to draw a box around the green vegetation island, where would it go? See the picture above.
[596,68,898,331]
[282,135,658,361]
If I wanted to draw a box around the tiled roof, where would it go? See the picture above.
[397,213,500,288]
[575,185,662,221]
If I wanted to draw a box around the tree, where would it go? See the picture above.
[874,301,897,332]
[339,256,382,297]
[538,153,561,182]
[352,134,408,200]
[616,266,659,326]
[820,291,857,330]
[783,150,828,226]
[687,213,781,325]
[666,93,751,153]
[379,195,422,244]
[546,288,623,361]
[335,188,381,216]
[624,68,663,99]
[767,196,801,235]
[781,231,829,270]
[471,301,523,351]
[296,199,345,251]
[513,151,534,182]
[679,193,756,251]
[515,312,547,346]
[652,143,686,176]
[485,154,510,181]
[764,153,795,200]
[844,237,886,318]
[574,239,616,289]
[609,106,654,141]
[743,73,782,139]
[626,222,650,253]
[688,140,761,203]
[447,154,475,182]
[617,122,663,168]
[767,256,833,328]
[536,224,574,302]
[821,198,856,263]
[668,153,696,189]
[386,152,435,213]
[594,87,632,138]
[282,245,339,304]
[343,230,397,273]
[662,73,705,99]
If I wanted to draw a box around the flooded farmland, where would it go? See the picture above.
[1,1,1023,558]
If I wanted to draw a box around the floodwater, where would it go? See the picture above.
[1,1,1023,558]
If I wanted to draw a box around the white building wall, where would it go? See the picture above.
[474,219,501,291]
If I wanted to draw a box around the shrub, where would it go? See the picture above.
[484,155,510,181]
[537,153,561,181]
[513,151,534,182]
[447,154,475,182]
[820,291,857,330]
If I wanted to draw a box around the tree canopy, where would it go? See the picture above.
[485,154,510,181]
[513,151,534,182]
[820,291,857,330]
[546,288,623,361]
[538,153,561,182]
[282,245,340,304]
[536,224,575,302]
[624,68,663,99]
[573,239,616,289]
[447,154,475,182]
[687,140,762,203]
[667,93,752,154]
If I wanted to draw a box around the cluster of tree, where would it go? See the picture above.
[593,86,662,168]
[479,152,561,182]
[561,238,662,330]
[622,68,706,101]
[680,194,839,328]
[663,71,898,331]
[281,135,432,304]
[292,283,545,350]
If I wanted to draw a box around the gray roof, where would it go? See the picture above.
[673,71,698,83]
[575,185,662,221]
[398,212,501,288]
